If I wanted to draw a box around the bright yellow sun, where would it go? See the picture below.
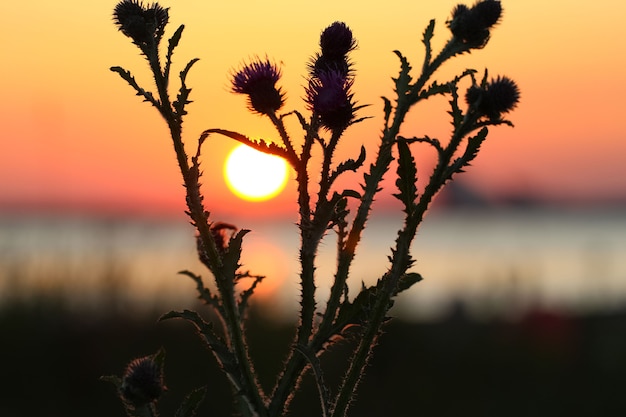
[224,144,289,201]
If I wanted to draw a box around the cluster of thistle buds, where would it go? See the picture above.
[446,0,519,119]
[231,21,360,133]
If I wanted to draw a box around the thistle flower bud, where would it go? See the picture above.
[306,70,355,131]
[231,58,285,115]
[120,356,164,407]
[309,53,352,79]
[466,75,520,120]
[310,22,356,78]
[448,0,502,47]
[320,22,357,60]
[113,0,169,48]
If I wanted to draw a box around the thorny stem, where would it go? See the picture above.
[334,118,477,417]
[317,129,343,205]
[268,117,324,416]
[270,37,468,417]
[331,40,473,417]
[149,54,267,415]
[268,112,298,163]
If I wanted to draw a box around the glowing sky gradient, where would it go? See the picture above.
[2,1,625,219]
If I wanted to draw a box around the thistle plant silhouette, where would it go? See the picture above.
[103,1,519,416]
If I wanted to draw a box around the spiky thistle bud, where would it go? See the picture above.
[466,75,520,120]
[113,0,169,49]
[310,21,357,78]
[320,22,357,60]
[306,70,356,131]
[231,58,285,116]
[120,355,165,407]
[448,0,502,48]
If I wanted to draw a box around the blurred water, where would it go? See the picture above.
[1,208,625,319]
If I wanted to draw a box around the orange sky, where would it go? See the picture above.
[1,1,625,220]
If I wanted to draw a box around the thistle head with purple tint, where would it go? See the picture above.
[231,58,285,116]
[310,21,357,78]
[466,75,520,120]
[120,355,165,407]
[320,22,357,60]
[113,0,169,48]
[306,70,355,131]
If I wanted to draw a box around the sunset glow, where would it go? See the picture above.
[1,1,625,217]
[224,144,289,201]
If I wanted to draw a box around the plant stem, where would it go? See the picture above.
[149,54,267,416]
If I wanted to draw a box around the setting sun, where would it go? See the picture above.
[224,144,289,201]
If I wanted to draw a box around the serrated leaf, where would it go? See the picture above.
[201,128,294,165]
[329,145,366,184]
[381,96,392,130]
[237,271,265,315]
[419,80,452,100]
[392,50,413,96]
[165,25,185,81]
[393,138,418,211]
[159,310,234,366]
[175,386,207,417]
[422,19,436,71]
[178,270,222,311]
[110,66,160,108]
[446,127,489,179]
[173,58,200,119]
[221,229,251,278]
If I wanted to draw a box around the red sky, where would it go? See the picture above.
[2,1,625,220]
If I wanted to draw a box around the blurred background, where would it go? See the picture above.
[1,1,626,416]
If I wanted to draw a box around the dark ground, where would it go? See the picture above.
[2,299,626,417]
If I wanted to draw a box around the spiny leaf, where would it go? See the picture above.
[447,69,479,128]
[329,145,366,184]
[173,58,200,119]
[159,310,229,356]
[221,229,251,278]
[381,96,392,131]
[393,138,418,212]
[418,80,452,100]
[446,126,489,179]
[392,50,413,96]
[110,66,160,108]
[237,271,265,315]
[447,81,463,128]
[422,19,436,71]
[399,135,444,155]
[287,109,310,132]
[159,310,242,385]
[200,128,294,166]
[165,24,185,81]
[178,270,222,311]
[175,386,207,417]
